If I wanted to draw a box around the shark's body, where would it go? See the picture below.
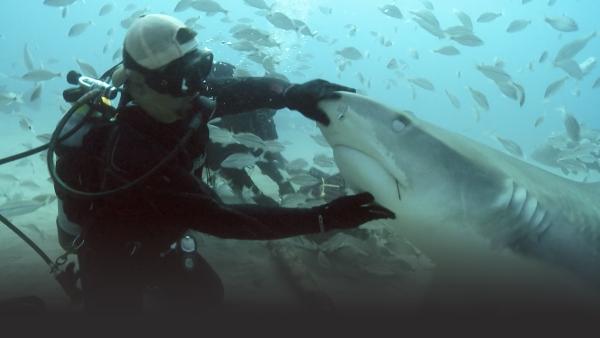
[317,93,600,297]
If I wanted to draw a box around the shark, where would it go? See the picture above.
[316,92,600,294]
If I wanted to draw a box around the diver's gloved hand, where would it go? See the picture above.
[315,192,395,231]
[284,79,356,126]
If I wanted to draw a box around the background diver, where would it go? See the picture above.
[53,14,395,313]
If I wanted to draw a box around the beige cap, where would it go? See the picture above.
[124,13,198,70]
[112,14,199,87]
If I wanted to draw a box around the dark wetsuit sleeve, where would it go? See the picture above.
[203,77,292,117]
[147,166,321,241]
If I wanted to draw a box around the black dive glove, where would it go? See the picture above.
[314,192,395,232]
[284,79,356,126]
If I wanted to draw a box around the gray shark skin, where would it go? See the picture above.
[317,92,600,287]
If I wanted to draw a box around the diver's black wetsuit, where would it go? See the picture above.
[54,77,328,313]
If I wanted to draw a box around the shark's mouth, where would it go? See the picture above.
[331,145,403,208]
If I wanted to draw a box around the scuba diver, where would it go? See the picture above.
[53,14,395,313]
[204,61,294,206]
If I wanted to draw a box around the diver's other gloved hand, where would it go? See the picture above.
[315,192,395,232]
[284,79,356,126]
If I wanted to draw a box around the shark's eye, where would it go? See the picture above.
[392,116,411,132]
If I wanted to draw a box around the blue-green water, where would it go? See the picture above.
[1,0,598,157]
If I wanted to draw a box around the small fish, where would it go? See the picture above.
[233,132,265,150]
[477,12,502,23]
[43,0,77,6]
[563,113,581,142]
[76,59,98,78]
[496,136,524,158]
[433,46,460,56]
[289,174,320,187]
[68,21,92,37]
[539,51,548,63]
[62,5,68,18]
[112,48,122,61]
[408,78,435,91]
[380,5,403,19]
[335,47,363,60]
[534,116,545,127]
[207,124,234,144]
[450,33,484,47]
[191,0,228,15]
[386,58,399,69]
[286,158,309,172]
[506,19,531,33]
[555,59,583,80]
[476,64,512,83]
[266,12,296,30]
[544,76,569,99]
[29,83,42,102]
[554,32,597,64]
[21,69,61,82]
[281,193,307,207]
[263,140,285,153]
[0,91,23,105]
[545,16,578,32]
[243,0,271,10]
[454,10,473,31]
[313,154,336,168]
[468,86,490,111]
[99,3,114,16]
[174,0,194,12]
[0,173,19,184]
[20,180,41,189]
[19,117,34,132]
[592,77,600,89]
[220,153,263,169]
[36,133,52,143]
[0,195,51,218]
[445,90,461,109]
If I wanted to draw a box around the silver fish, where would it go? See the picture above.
[410,9,439,27]
[336,47,363,60]
[506,19,531,33]
[592,77,600,89]
[380,5,403,19]
[554,32,597,64]
[412,17,445,39]
[22,69,60,82]
[496,136,524,158]
[207,124,234,144]
[174,0,194,12]
[76,59,98,78]
[476,64,512,83]
[0,91,22,105]
[233,132,265,150]
[29,83,42,102]
[62,7,68,19]
[43,0,77,6]
[544,76,569,99]
[450,33,484,47]
[243,0,271,10]
[0,194,54,218]
[468,86,490,111]
[68,21,92,37]
[289,174,320,187]
[445,90,461,109]
[555,59,583,80]
[318,6,332,15]
[563,113,581,142]
[539,51,548,63]
[266,12,296,31]
[221,153,262,169]
[408,78,435,91]
[545,16,578,32]
[263,140,285,153]
[454,10,473,31]
[99,3,114,16]
[434,46,460,56]
[191,0,228,16]
[286,158,309,172]
[313,154,336,168]
[477,12,502,23]
[534,116,545,128]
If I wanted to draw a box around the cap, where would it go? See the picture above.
[124,14,198,70]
